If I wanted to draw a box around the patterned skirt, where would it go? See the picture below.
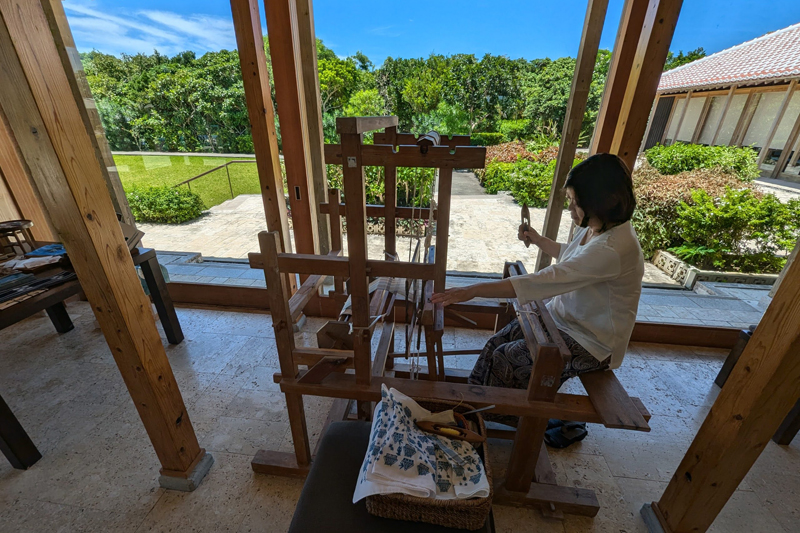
[467,311,610,427]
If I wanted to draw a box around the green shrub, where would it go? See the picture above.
[645,143,760,181]
[481,158,580,207]
[470,132,505,146]
[127,186,206,224]
[326,163,434,208]
[669,188,800,273]
[498,119,530,142]
[630,163,757,258]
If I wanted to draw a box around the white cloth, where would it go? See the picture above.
[353,385,491,503]
[510,221,644,369]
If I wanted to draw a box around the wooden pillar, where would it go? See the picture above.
[710,85,737,146]
[0,0,207,483]
[669,90,692,147]
[610,0,684,169]
[0,103,56,241]
[591,0,649,154]
[294,0,330,255]
[772,103,800,178]
[256,231,311,469]
[339,128,372,384]
[42,0,135,227]
[646,252,800,532]
[434,167,454,291]
[263,0,320,255]
[690,96,711,144]
[535,0,609,272]
[756,80,797,167]
[230,0,297,291]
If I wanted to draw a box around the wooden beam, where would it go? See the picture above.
[592,0,649,153]
[319,201,437,221]
[249,252,436,280]
[756,80,797,167]
[340,132,372,386]
[230,0,295,293]
[263,0,319,255]
[732,92,759,147]
[670,90,692,145]
[294,0,329,255]
[41,0,135,227]
[610,0,684,169]
[373,130,472,148]
[652,247,800,532]
[690,96,711,144]
[257,231,311,467]
[324,143,487,168]
[336,116,398,135]
[279,372,638,423]
[772,104,800,178]
[630,321,738,348]
[434,167,454,292]
[0,98,56,241]
[0,0,204,477]
[710,85,737,146]
[536,0,609,272]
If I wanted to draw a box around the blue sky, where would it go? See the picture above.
[64,0,800,63]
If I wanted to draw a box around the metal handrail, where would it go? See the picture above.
[173,159,257,200]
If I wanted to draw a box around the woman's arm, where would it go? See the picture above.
[430,279,516,307]
[519,225,562,259]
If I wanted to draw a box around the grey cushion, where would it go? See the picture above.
[288,421,493,533]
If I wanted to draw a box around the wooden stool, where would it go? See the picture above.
[287,421,494,533]
[0,219,37,257]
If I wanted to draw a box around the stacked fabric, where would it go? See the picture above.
[353,385,490,503]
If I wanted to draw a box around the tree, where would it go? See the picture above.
[664,47,706,71]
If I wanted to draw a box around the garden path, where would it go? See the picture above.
[138,170,675,282]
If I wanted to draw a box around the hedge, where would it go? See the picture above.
[470,132,505,146]
[644,143,760,181]
[127,186,206,224]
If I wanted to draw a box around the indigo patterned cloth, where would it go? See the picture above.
[353,385,490,502]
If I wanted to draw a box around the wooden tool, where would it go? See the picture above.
[520,204,532,248]
[415,412,486,444]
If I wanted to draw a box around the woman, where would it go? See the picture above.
[431,153,644,447]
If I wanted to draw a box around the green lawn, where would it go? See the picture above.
[116,154,262,209]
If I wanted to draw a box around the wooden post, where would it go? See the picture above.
[41,0,135,227]
[0,0,208,485]
[756,80,797,167]
[0,103,56,241]
[0,169,20,220]
[610,0,684,170]
[690,96,711,144]
[732,91,759,147]
[294,0,330,255]
[669,90,692,146]
[339,130,372,385]
[591,0,649,154]
[230,0,296,291]
[772,106,800,178]
[328,188,345,294]
[263,0,320,256]
[710,85,737,146]
[385,164,398,259]
[434,167,454,291]
[646,252,800,532]
[535,0,609,272]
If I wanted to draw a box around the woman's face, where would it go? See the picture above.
[566,187,585,226]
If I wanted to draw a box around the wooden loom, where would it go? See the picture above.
[248,115,651,518]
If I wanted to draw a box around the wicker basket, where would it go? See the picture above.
[365,398,493,531]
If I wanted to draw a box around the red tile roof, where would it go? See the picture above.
[658,22,800,92]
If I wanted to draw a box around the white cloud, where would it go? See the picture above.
[367,25,403,38]
[63,1,236,56]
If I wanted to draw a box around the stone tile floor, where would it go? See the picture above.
[1,301,798,532]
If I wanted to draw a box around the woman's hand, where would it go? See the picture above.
[518,224,541,246]
[430,286,476,307]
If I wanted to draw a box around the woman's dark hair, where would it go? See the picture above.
[563,153,635,232]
